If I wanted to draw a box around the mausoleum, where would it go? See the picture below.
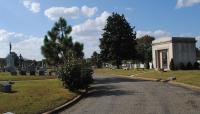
[152,37,196,70]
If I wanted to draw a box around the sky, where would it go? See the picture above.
[0,0,200,60]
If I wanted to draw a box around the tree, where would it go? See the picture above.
[99,13,136,69]
[136,35,155,65]
[41,17,84,67]
[91,51,102,68]
[41,17,93,91]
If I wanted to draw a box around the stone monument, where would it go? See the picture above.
[39,61,47,76]
[5,43,16,75]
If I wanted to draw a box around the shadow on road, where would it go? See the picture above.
[87,85,139,98]
[93,76,148,84]
[86,76,144,98]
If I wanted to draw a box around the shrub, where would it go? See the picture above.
[179,62,185,70]
[59,63,93,91]
[193,62,199,70]
[169,59,175,70]
[187,62,193,70]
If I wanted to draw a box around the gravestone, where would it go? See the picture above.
[5,43,16,75]
[29,63,36,76]
[0,81,14,93]
[19,67,26,75]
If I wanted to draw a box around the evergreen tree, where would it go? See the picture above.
[41,17,84,67]
[136,35,155,64]
[99,13,136,68]
[91,51,102,68]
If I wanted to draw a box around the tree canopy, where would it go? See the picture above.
[136,35,155,64]
[91,51,102,68]
[99,13,137,68]
[41,17,84,66]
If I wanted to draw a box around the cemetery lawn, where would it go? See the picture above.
[0,72,56,81]
[136,70,200,87]
[94,69,200,87]
[0,79,77,114]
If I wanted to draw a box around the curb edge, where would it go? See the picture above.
[42,93,84,114]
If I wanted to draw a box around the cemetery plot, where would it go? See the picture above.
[0,79,77,114]
[0,72,56,81]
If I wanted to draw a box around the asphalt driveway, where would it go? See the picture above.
[60,75,200,114]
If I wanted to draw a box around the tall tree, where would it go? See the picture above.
[99,13,137,68]
[41,17,84,67]
[136,35,155,64]
[91,51,102,68]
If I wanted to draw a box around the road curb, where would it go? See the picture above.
[168,81,200,91]
[132,76,200,91]
[42,93,85,114]
[130,76,158,81]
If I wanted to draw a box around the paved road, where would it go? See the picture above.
[60,75,200,114]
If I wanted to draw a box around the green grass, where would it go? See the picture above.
[94,68,151,76]
[0,72,56,81]
[0,79,77,114]
[94,68,200,87]
[137,70,200,87]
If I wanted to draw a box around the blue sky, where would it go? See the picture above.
[0,0,200,60]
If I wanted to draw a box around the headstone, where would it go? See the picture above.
[19,68,26,75]
[0,81,13,93]
[39,61,46,76]
[39,67,45,76]
[5,54,16,72]
[149,62,153,69]
[29,63,36,76]
[5,43,16,74]
[140,64,145,69]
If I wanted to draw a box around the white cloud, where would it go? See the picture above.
[176,0,200,8]
[0,29,43,60]
[44,6,98,21]
[136,30,171,38]
[44,7,80,20]
[71,11,110,58]
[22,0,40,13]
[13,37,43,60]
[81,6,98,17]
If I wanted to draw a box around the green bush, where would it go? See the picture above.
[193,62,199,70]
[169,59,175,70]
[179,62,185,70]
[59,63,93,91]
[187,62,193,70]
